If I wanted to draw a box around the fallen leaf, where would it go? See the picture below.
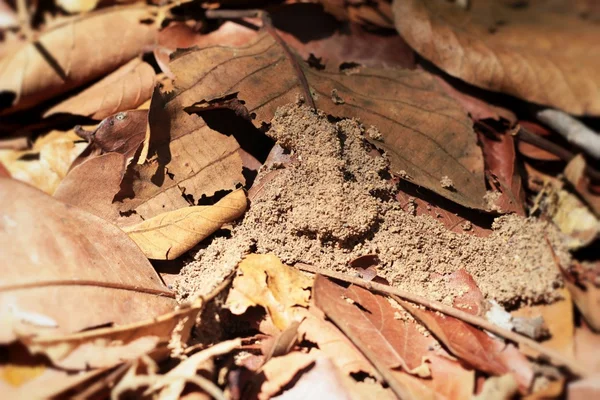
[516,121,562,162]
[399,282,534,392]
[44,58,155,120]
[0,130,87,194]
[568,374,600,400]
[259,351,317,400]
[167,31,489,210]
[393,0,600,115]
[512,289,574,358]
[561,262,600,332]
[53,152,126,222]
[319,0,394,29]
[123,189,247,260]
[312,275,475,398]
[0,177,176,344]
[476,121,525,215]
[473,374,518,400]
[574,321,600,373]
[565,154,600,216]
[0,5,157,114]
[225,254,312,331]
[57,0,99,13]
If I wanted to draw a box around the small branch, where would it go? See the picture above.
[204,9,316,110]
[537,109,600,160]
[294,263,588,378]
[516,126,600,181]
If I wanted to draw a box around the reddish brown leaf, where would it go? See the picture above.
[0,5,157,114]
[44,58,155,120]
[476,121,526,215]
[399,273,534,393]
[319,0,394,29]
[313,275,475,398]
[516,121,562,162]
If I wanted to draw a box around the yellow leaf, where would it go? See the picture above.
[56,0,99,13]
[123,189,247,260]
[226,254,313,331]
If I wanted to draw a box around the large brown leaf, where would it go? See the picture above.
[393,0,600,116]
[0,5,157,114]
[166,32,488,210]
[44,58,155,120]
[0,177,176,344]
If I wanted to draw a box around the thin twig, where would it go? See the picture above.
[537,109,600,160]
[516,126,600,181]
[294,263,588,378]
[204,9,316,110]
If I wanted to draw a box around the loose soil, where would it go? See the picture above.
[176,103,570,306]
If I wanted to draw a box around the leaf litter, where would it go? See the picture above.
[178,102,570,306]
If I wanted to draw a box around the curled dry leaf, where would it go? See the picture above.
[0,130,87,194]
[0,5,157,114]
[123,189,248,260]
[225,254,312,331]
[168,32,488,210]
[0,177,176,345]
[393,0,600,116]
[44,58,155,120]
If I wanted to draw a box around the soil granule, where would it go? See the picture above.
[176,103,569,306]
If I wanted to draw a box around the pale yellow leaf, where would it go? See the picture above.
[123,189,247,260]
[56,0,99,13]
[226,254,313,331]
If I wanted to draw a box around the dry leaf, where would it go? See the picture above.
[167,32,489,210]
[0,177,176,344]
[0,130,87,194]
[565,154,600,216]
[259,351,317,400]
[568,374,600,400]
[226,254,312,331]
[53,152,126,222]
[312,276,475,398]
[398,278,534,392]
[0,5,157,114]
[562,263,600,332]
[123,189,248,260]
[393,0,600,115]
[512,289,574,358]
[574,322,600,373]
[45,58,155,120]
[319,0,394,28]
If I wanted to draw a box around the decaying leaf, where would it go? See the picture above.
[0,177,176,344]
[561,262,600,332]
[167,32,488,210]
[226,254,312,331]
[393,0,600,115]
[0,130,87,194]
[319,0,394,28]
[123,189,248,260]
[44,58,155,120]
[0,5,157,114]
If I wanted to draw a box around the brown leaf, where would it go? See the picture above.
[0,177,176,344]
[112,85,245,224]
[398,274,534,393]
[516,121,562,162]
[568,374,600,400]
[561,262,600,332]
[319,0,394,29]
[44,58,155,120]
[313,275,475,398]
[393,0,600,116]
[574,321,600,373]
[123,189,247,260]
[0,5,157,114]
[226,254,312,331]
[53,152,126,222]
[167,32,489,210]
[259,351,317,399]
[476,121,525,215]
